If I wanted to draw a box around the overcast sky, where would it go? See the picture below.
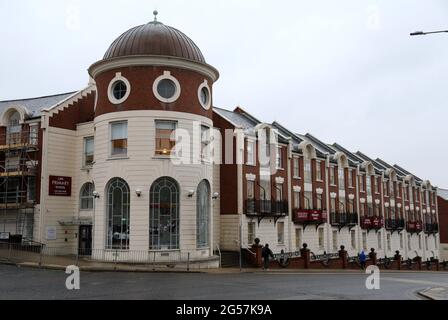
[1,0,447,187]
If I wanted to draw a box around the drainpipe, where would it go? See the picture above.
[325,154,331,253]
[356,165,361,252]
[38,112,49,244]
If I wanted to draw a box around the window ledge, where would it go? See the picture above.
[81,166,93,171]
[153,155,179,161]
[246,163,256,167]
[293,176,301,180]
[316,179,324,182]
[107,156,129,161]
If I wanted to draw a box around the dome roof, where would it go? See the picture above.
[103,20,206,64]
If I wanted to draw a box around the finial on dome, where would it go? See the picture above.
[153,10,158,22]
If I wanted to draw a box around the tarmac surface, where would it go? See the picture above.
[0,264,447,300]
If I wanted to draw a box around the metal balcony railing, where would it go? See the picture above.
[330,212,358,227]
[245,199,288,216]
[406,221,423,233]
[424,222,439,234]
[385,218,405,231]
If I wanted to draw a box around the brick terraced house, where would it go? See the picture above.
[0,15,441,267]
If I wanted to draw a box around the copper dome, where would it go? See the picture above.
[103,21,206,64]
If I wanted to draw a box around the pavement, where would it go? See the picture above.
[418,287,448,300]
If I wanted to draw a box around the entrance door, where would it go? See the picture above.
[79,225,92,256]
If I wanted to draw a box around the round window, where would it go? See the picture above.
[157,79,176,99]
[198,81,211,110]
[200,87,209,106]
[112,81,127,100]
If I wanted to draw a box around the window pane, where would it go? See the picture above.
[155,121,177,155]
[157,79,176,99]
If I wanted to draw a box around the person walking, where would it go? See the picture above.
[359,250,367,269]
[262,244,274,270]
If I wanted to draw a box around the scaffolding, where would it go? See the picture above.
[0,128,38,243]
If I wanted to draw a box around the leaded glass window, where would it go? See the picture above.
[106,178,130,250]
[197,180,210,248]
[150,177,179,250]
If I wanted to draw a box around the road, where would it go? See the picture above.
[0,265,447,300]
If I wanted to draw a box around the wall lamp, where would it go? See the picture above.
[93,191,100,199]
[212,192,220,199]
[135,189,142,197]
[187,190,195,198]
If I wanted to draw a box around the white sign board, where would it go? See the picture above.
[46,226,57,240]
[0,232,10,240]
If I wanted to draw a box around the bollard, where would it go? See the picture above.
[187,252,190,272]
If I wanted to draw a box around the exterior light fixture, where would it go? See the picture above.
[93,191,100,199]
[187,190,195,198]
[212,192,219,199]
[135,189,142,197]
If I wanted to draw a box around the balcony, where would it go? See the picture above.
[361,216,384,232]
[292,208,327,229]
[385,218,405,233]
[330,212,358,231]
[424,222,439,234]
[245,199,288,225]
[406,221,423,234]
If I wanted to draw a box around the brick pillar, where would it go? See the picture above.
[434,259,439,271]
[338,245,348,269]
[252,244,262,267]
[300,244,310,269]
[415,256,422,270]
[369,248,377,265]
[394,251,401,270]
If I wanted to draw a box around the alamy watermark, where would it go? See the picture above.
[365,265,380,290]
[65,265,80,290]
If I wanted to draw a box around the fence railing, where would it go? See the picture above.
[0,243,218,270]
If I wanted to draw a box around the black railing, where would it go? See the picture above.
[385,218,405,231]
[245,199,288,216]
[425,223,439,234]
[330,212,358,226]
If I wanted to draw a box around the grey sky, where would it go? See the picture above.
[1,0,447,187]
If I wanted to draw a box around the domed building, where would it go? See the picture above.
[0,13,441,269]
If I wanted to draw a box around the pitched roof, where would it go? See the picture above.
[438,188,448,201]
[0,92,77,118]
[213,107,256,129]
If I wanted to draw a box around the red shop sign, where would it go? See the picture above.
[49,176,72,197]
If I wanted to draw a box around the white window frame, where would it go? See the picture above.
[109,121,128,158]
[107,72,131,105]
[83,136,94,168]
[277,222,285,245]
[153,71,181,103]
[198,80,212,110]
[246,140,256,166]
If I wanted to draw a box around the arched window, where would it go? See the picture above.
[7,111,22,144]
[106,178,130,250]
[197,180,210,248]
[150,177,179,250]
[80,182,94,210]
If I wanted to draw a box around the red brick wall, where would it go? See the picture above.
[94,66,213,119]
[49,92,95,130]
[437,196,448,243]
[212,111,237,215]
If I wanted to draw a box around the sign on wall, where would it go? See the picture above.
[49,176,72,196]
[0,232,10,240]
[46,226,57,240]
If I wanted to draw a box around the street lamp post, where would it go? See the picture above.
[410,30,448,36]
